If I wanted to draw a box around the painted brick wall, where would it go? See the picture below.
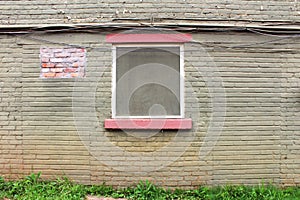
[0,32,299,187]
[0,35,23,179]
[0,0,298,25]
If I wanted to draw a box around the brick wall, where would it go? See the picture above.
[0,31,299,187]
[0,0,299,25]
[0,35,23,179]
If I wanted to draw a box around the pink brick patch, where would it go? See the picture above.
[40,47,86,78]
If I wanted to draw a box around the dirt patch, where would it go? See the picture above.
[86,196,127,200]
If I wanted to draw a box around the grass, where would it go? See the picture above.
[0,173,299,200]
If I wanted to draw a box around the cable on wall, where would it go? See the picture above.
[2,22,299,52]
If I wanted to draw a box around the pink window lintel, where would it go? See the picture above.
[106,33,192,43]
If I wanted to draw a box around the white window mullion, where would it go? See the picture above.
[112,45,117,118]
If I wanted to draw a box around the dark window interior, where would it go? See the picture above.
[116,46,181,117]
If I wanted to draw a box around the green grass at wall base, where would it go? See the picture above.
[0,173,299,200]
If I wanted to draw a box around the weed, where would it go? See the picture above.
[0,173,299,200]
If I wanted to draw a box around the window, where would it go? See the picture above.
[105,33,192,129]
[112,44,184,118]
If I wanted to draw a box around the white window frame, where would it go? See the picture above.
[111,43,185,119]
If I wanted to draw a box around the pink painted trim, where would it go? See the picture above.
[104,118,192,130]
[106,33,192,43]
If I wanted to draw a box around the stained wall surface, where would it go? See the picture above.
[0,0,299,188]
[0,0,299,25]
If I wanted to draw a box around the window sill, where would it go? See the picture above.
[104,118,192,130]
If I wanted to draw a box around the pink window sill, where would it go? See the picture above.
[104,118,192,130]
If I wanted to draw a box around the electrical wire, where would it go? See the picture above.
[4,23,300,52]
[134,23,300,50]
[1,20,300,35]
[247,28,300,38]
